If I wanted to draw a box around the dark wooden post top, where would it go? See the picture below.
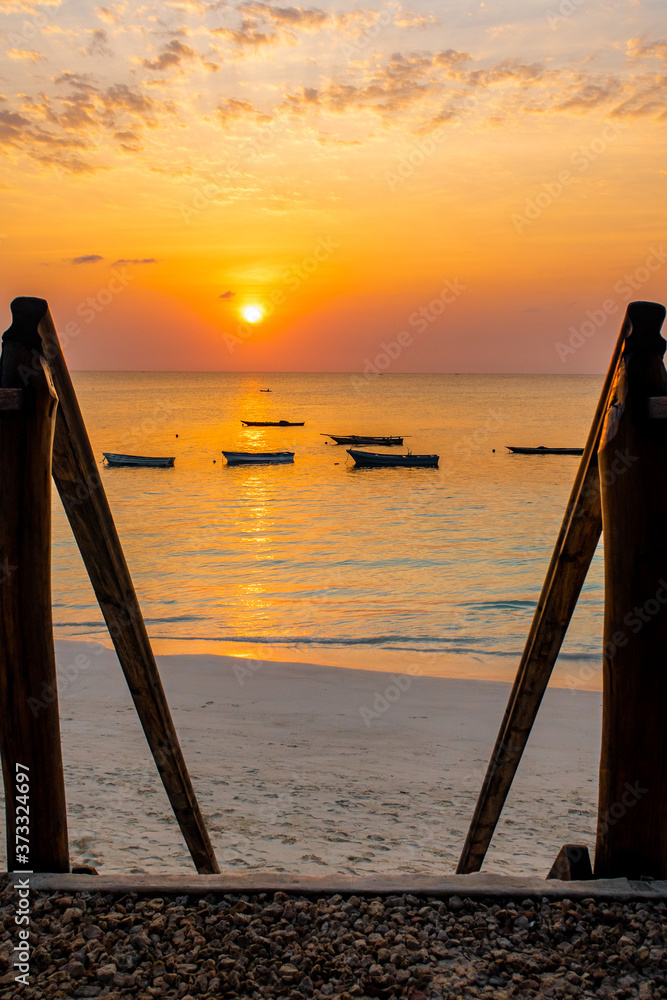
[2,297,49,350]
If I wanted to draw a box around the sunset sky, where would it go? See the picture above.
[1,0,666,371]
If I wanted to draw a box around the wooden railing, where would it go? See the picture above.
[458,300,667,880]
[0,297,218,874]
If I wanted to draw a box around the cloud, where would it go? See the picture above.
[628,38,667,62]
[238,2,329,30]
[0,0,61,10]
[69,254,104,264]
[556,79,622,113]
[212,20,278,49]
[219,290,235,298]
[211,2,331,52]
[95,5,119,23]
[112,257,157,265]
[0,109,32,146]
[7,49,46,63]
[142,36,219,74]
[86,28,113,58]
[0,67,175,172]
[143,38,199,71]
[215,97,273,126]
[394,12,438,29]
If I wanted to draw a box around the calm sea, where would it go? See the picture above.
[52,372,604,688]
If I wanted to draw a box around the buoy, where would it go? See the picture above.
[176,434,179,438]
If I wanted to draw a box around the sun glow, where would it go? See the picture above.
[241,305,264,324]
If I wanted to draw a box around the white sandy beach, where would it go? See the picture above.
[1,640,602,878]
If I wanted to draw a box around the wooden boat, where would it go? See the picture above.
[347,449,439,468]
[241,419,304,427]
[103,452,175,468]
[322,434,404,446]
[506,446,584,456]
[222,450,294,465]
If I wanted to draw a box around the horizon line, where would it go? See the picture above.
[70,369,607,377]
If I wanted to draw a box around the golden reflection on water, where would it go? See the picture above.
[52,371,606,685]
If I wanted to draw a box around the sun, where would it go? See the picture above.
[241,304,264,324]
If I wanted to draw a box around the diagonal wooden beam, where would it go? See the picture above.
[457,301,661,875]
[3,297,219,875]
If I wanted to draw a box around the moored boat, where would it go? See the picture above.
[322,434,404,446]
[103,452,175,468]
[222,450,295,465]
[241,420,304,426]
[347,449,439,468]
[506,446,584,455]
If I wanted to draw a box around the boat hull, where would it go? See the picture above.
[347,449,439,468]
[241,420,304,427]
[103,453,175,468]
[222,451,295,465]
[506,446,584,455]
[324,434,404,446]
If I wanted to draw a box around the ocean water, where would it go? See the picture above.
[52,372,605,687]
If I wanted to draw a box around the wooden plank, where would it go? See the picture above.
[0,389,22,410]
[596,301,667,878]
[547,845,593,881]
[457,302,661,875]
[648,396,667,419]
[7,871,667,902]
[0,340,69,872]
[3,297,219,876]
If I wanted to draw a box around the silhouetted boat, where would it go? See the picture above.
[322,434,404,446]
[506,446,584,455]
[241,420,304,427]
[260,389,271,392]
[222,451,294,465]
[103,453,175,468]
[347,449,439,468]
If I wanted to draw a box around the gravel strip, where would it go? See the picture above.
[1,887,666,999]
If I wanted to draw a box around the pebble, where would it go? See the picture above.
[0,887,666,998]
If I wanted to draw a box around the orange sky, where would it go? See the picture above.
[1,0,666,371]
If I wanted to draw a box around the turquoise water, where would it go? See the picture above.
[51,372,604,685]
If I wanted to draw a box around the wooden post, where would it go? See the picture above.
[457,302,659,875]
[0,335,69,872]
[595,300,667,878]
[4,297,219,875]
